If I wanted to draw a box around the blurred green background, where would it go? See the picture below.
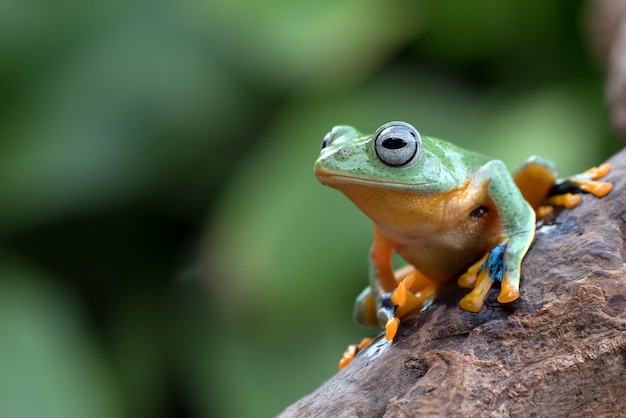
[0,0,619,417]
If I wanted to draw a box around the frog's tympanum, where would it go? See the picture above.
[314,121,612,369]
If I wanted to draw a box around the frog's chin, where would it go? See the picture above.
[316,171,431,190]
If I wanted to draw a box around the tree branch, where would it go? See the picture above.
[280,148,626,417]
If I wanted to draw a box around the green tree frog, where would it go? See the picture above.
[314,121,612,369]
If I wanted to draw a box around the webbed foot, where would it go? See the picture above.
[338,337,373,369]
[377,292,399,341]
[459,243,512,312]
[542,163,612,214]
[385,274,438,340]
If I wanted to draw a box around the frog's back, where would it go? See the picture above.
[410,135,493,194]
[423,135,492,174]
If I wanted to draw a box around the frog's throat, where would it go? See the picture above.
[316,172,433,190]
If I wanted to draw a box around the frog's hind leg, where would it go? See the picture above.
[353,265,437,332]
[383,266,438,341]
[512,156,559,211]
[337,289,377,369]
[338,337,373,369]
[513,156,612,217]
[340,266,437,369]
[546,163,612,206]
[390,265,438,319]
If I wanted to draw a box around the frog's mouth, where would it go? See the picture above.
[316,171,432,190]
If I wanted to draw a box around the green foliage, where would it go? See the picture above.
[0,0,617,417]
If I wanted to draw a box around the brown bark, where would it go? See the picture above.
[280,149,626,417]
[587,0,626,141]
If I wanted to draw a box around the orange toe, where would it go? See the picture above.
[357,337,373,351]
[459,294,485,313]
[385,316,399,341]
[536,205,553,219]
[546,193,581,209]
[583,163,610,180]
[338,344,358,369]
[338,338,373,369]
[497,287,520,304]
[458,271,477,288]
[391,283,407,307]
[577,180,612,197]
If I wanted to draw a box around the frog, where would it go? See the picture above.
[314,121,612,369]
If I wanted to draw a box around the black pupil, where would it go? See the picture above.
[382,137,407,150]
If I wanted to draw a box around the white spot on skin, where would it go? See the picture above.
[360,336,392,362]
[337,147,350,157]
[537,225,558,235]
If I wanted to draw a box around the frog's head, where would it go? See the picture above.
[314,121,441,191]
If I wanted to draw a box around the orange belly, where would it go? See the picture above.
[338,179,502,281]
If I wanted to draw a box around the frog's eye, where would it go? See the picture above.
[373,122,421,167]
[321,131,331,150]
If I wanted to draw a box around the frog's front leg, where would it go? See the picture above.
[459,160,536,312]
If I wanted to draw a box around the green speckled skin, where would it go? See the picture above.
[315,121,613,369]
[316,125,492,193]
[315,121,537,329]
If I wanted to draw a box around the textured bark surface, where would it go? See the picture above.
[587,0,626,141]
[280,149,626,417]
